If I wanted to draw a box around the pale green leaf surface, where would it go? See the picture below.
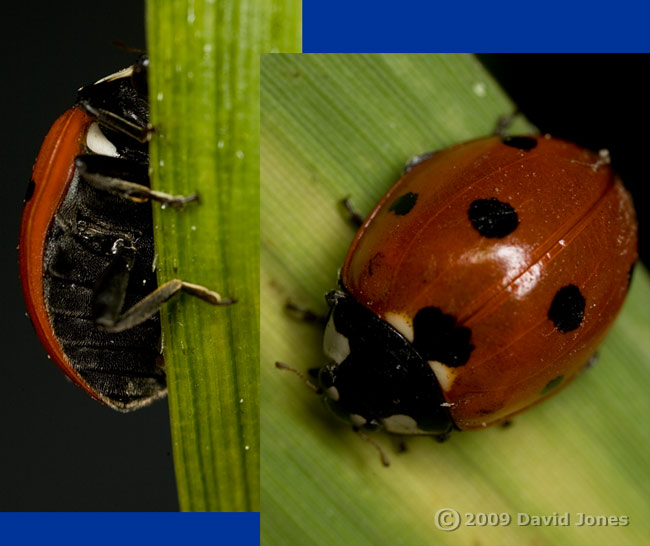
[261,54,650,544]
[147,0,300,512]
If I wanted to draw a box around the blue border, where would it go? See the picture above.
[303,0,650,53]
[1,513,259,545]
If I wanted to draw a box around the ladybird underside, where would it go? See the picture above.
[43,169,165,409]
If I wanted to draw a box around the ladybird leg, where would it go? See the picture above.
[391,437,408,453]
[78,99,153,143]
[275,362,321,393]
[95,279,235,334]
[92,244,235,333]
[91,240,137,330]
[433,430,452,443]
[353,427,390,467]
[75,155,198,208]
[584,352,599,370]
[284,301,327,326]
[402,151,435,174]
[340,197,364,228]
[493,110,520,137]
[130,54,149,98]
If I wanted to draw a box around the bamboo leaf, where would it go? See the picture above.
[261,54,650,544]
[147,0,300,512]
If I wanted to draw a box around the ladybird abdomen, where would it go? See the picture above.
[41,167,164,410]
[47,300,164,408]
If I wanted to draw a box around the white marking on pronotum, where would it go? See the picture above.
[323,315,350,364]
[349,414,367,427]
[91,65,134,86]
[86,123,119,158]
[428,360,456,392]
[384,312,414,342]
[325,386,340,401]
[382,414,421,434]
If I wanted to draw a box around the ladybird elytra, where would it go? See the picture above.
[317,134,637,433]
[20,107,97,400]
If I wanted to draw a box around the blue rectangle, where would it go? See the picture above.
[1,513,259,545]
[303,0,650,53]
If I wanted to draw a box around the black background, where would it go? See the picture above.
[1,1,647,512]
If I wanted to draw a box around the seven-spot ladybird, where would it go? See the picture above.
[310,134,637,443]
[19,56,235,411]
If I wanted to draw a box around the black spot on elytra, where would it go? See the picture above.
[548,284,585,333]
[412,307,474,367]
[468,198,519,238]
[388,192,418,216]
[24,179,35,203]
[501,135,537,151]
[540,375,564,396]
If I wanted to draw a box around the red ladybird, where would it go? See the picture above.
[313,134,637,440]
[20,57,234,411]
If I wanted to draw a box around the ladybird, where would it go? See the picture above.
[19,56,235,411]
[310,134,638,444]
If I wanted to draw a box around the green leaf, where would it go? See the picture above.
[261,54,650,544]
[147,0,300,512]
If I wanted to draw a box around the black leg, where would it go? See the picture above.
[494,110,520,137]
[402,151,436,174]
[76,155,199,207]
[584,352,599,370]
[433,430,452,443]
[394,438,408,453]
[353,427,390,467]
[284,301,327,326]
[92,240,137,329]
[78,99,153,143]
[275,362,321,393]
[92,243,235,334]
[131,54,149,98]
[340,197,364,229]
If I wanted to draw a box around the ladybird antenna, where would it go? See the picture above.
[354,427,390,467]
[284,302,327,326]
[275,362,321,393]
[112,40,146,55]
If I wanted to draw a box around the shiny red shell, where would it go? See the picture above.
[18,107,102,403]
[341,135,638,430]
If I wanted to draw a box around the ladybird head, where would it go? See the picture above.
[320,290,454,436]
[316,362,380,430]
